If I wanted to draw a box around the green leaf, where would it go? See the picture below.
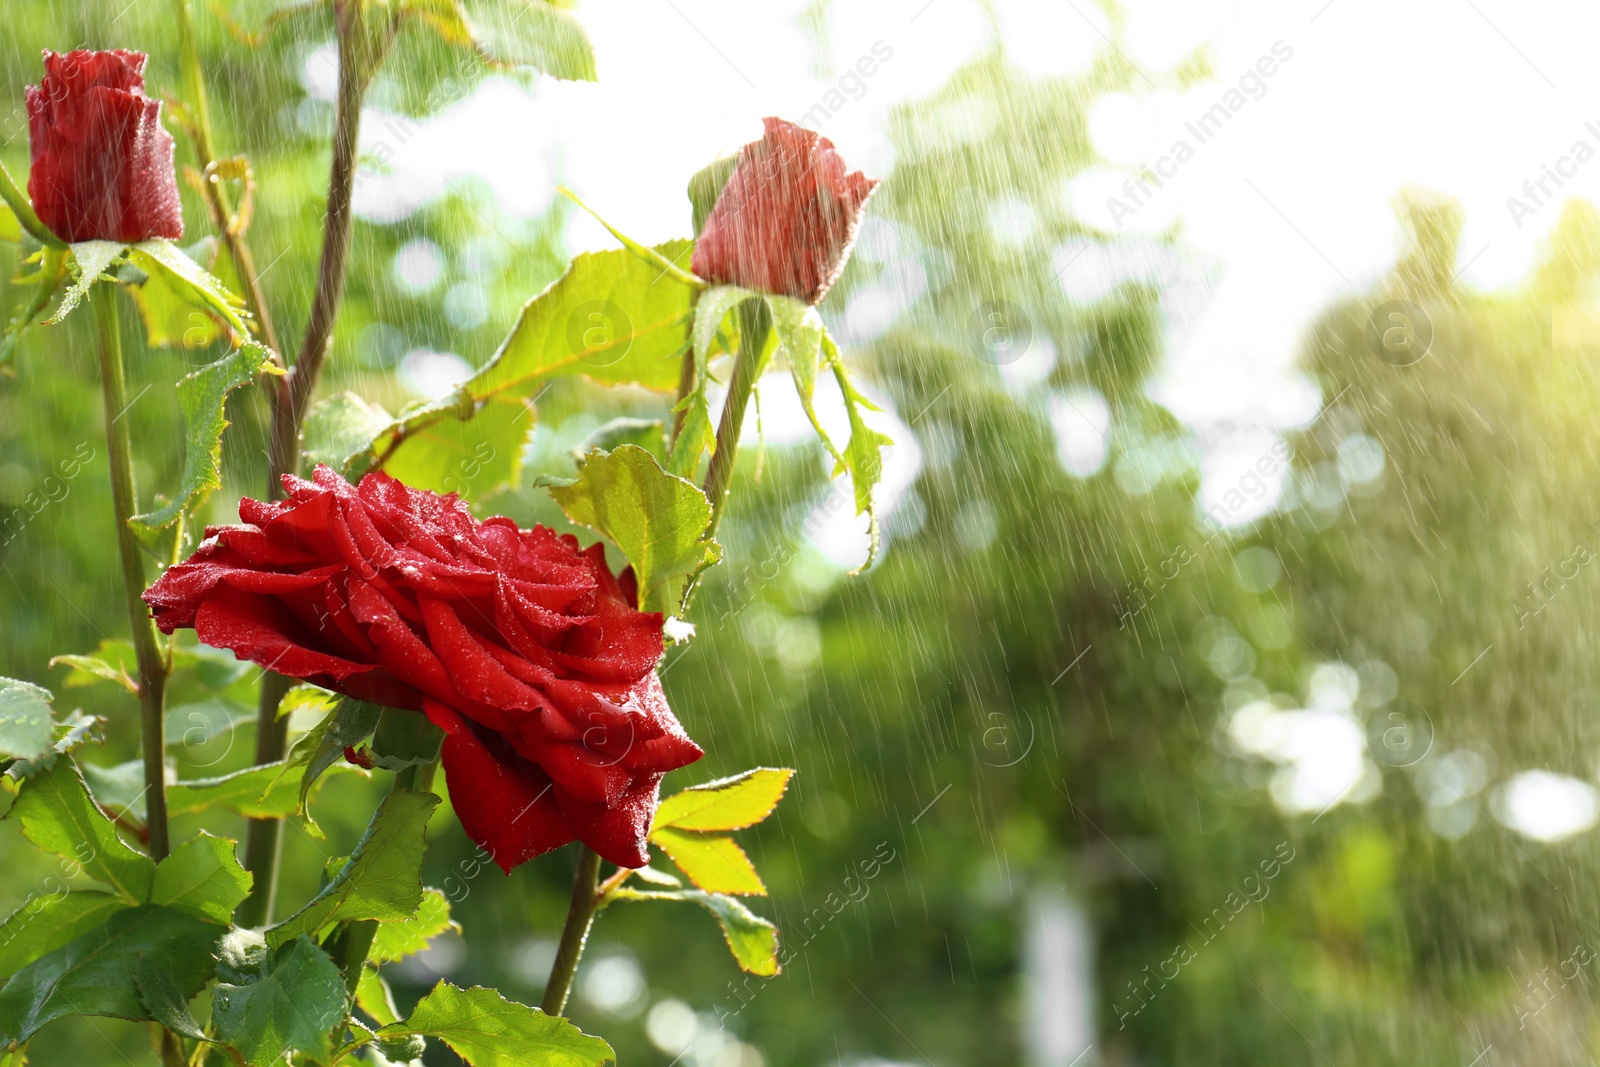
[825,335,893,570]
[87,761,334,824]
[125,237,232,351]
[608,888,779,976]
[0,892,128,978]
[1,247,68,366]
[688,154,738,237]
[288,695,384,826]
[0,678,57,762]
[8,760,154,903]
[77,759,145,815]
[450,0,597,81]
[302,391,395,474]
[379,394,530,499]
[267,789,440,948]
[152,832,252,924]
[48,639,138,694]
[768,295,845,479]
[0,204,17,246]
[548,445,720,613]
[0,905,223,1045]
[355,966,401,1027]
[369,708,444,771]
[370,887,457,964]
[48,241,123,325]
[649,827,765,896]
[371,242,695,484]
[125,238,251,340]
[378,982,614,1067]
[4,710,105,783]
[651,768,795,832]
[133,952,208,1040]
[171,766,304,820]
[278,683,339,722]
[129,342,277,543]
[212,936,347,1067]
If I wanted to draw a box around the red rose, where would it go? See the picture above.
[691,117,879,305]
[142,466,703,871]
[27,49,184,243]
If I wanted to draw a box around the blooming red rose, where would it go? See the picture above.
[142,466,702,871]
[691,116,879,305]
[27,49,184,243]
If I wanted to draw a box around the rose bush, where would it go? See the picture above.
[142,465,703,871]
[26,48,183,243]
[691,116,879,305]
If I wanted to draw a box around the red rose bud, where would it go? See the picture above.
[691,116,879,305]
[143,466,703,871]
[26,49,184,243]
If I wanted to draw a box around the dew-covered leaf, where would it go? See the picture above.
[47,241,123,325]
[548,445,719,613]
[129,342,277,543]
[125,238,251,340]
[0,678,58,762]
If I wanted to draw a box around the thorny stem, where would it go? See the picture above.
[701,300,771,539]
[172,0,284,359]
[94,287,170,862]
[241,15,383,927]
[541,846,604,1017]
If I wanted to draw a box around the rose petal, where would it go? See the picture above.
[426,700,575,873]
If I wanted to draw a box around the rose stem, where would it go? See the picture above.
[239,14,383,928]
[172,0,285,360]
[334,760,439,996]
[94,286,171,862]
[541,846,604,1017]
[701,299,772,537]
